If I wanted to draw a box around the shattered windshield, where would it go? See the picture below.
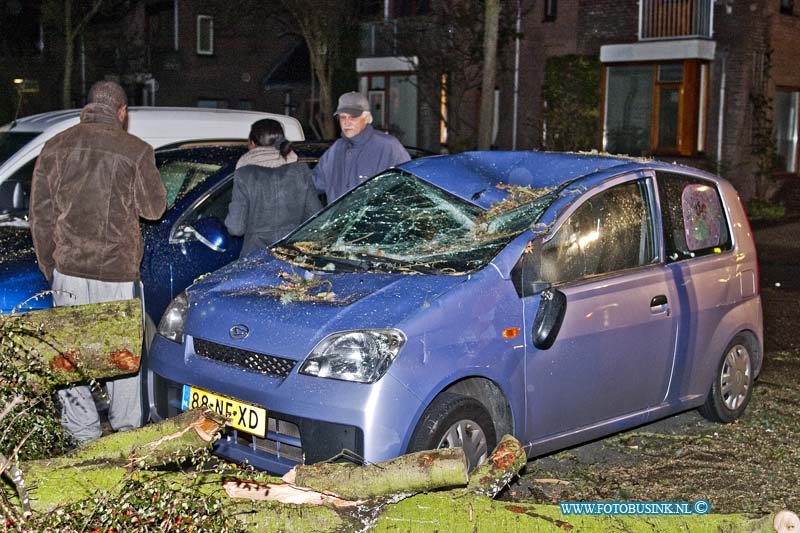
[274,170,555,275]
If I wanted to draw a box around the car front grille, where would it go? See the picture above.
[228,417,304,463]
[193,338,296,377]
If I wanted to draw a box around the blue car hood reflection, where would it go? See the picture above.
[185,251,469,358]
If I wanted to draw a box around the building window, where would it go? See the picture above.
[780,0,794,15]
[773,90,799,173]
[146,1,174,51]
[360,73,417,146]
[603,60,706,157]
[196,15,213,55]
[440,73,448,146]
[368,90,386,130]
[544,0,558,21]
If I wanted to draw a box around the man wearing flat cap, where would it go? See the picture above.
[30,80,166,443]
[312,91,410,204]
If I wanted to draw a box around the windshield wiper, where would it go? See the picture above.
[358,253,441,274]
[274,244,371,273]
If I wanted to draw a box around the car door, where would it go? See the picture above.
[521,175,680,443]
[655,171,738,400]
[142,177,242,320]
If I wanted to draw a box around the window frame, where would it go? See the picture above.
[537,175,658,286]
[196,14,214,56]
[602,59,707,157]
[773,88,799,174]
[544,0,558,21]
[654,171,732,263]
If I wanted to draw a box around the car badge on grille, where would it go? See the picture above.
[229,324,250,341]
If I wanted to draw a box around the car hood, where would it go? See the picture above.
[0,225,50,312]
[184,251,470,358]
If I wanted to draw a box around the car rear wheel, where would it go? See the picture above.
[698,334,754,423]
[407,393,496,472]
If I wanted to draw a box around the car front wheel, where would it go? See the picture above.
[407,393,497,473]
[698,334,754,423]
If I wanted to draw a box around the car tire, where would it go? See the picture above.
[698,334,754,423]
[407,393,497,473]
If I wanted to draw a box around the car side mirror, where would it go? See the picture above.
[183,217,228,252]
[0,180,27,216]
[532,287,567,350]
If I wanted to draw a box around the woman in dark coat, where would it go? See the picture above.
[225,119,322,257]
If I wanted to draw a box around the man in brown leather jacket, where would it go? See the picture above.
[30,80,166,442]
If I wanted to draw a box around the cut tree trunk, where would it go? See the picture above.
[10,409,225,514]
[2,298,142,386]
[287,447,468,500]
[466,433,527,497]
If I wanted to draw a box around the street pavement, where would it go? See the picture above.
[754,218,800,291]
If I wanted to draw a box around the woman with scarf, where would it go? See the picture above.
[225,119,322,257]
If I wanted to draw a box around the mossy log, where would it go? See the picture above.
[9,409,224,514]
[466,433,527,497]
[1,298,143,386]
[288,447,468,500]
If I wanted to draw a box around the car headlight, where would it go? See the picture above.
[158,291,189,344]
[299,329,406,383]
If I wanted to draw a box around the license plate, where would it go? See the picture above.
[181,385,267,438]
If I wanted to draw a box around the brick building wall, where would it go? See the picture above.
[771,4,800,89]
[576,0,639,54]
[706,1,771,197]
[496,0,580,150]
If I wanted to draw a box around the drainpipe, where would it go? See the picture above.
[80,34,86,105]
[146,78,157,106]
[512,0,521,149]
[173,0,179,51]
[716,49,728,175]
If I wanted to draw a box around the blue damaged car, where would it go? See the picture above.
[148,151,763,474]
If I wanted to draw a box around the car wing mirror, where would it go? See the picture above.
[0,180,27,216]
[179,217,228,252]
[532,287,567,350]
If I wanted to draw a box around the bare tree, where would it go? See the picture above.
[478,0,500,150]
[42,0,106,108]
[393,2,516,151]
[278,0,356,139]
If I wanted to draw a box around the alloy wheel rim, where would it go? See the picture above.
[720,344,751,411]
[437,419,489,471]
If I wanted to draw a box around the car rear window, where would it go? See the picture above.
[657,172,731,262]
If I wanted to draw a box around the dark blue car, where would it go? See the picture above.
[0,144,250,320]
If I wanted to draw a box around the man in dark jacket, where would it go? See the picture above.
[30,80,166,442]
[312,91,410,204]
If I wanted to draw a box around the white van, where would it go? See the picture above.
[0,107,304,215]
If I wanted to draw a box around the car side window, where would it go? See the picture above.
[159,160,224,208]
[183,179,233,227]
[657,172,731,263]
[539,179,655,284]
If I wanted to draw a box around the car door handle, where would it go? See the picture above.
[650,295,668,307]
[650,294,670,316]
